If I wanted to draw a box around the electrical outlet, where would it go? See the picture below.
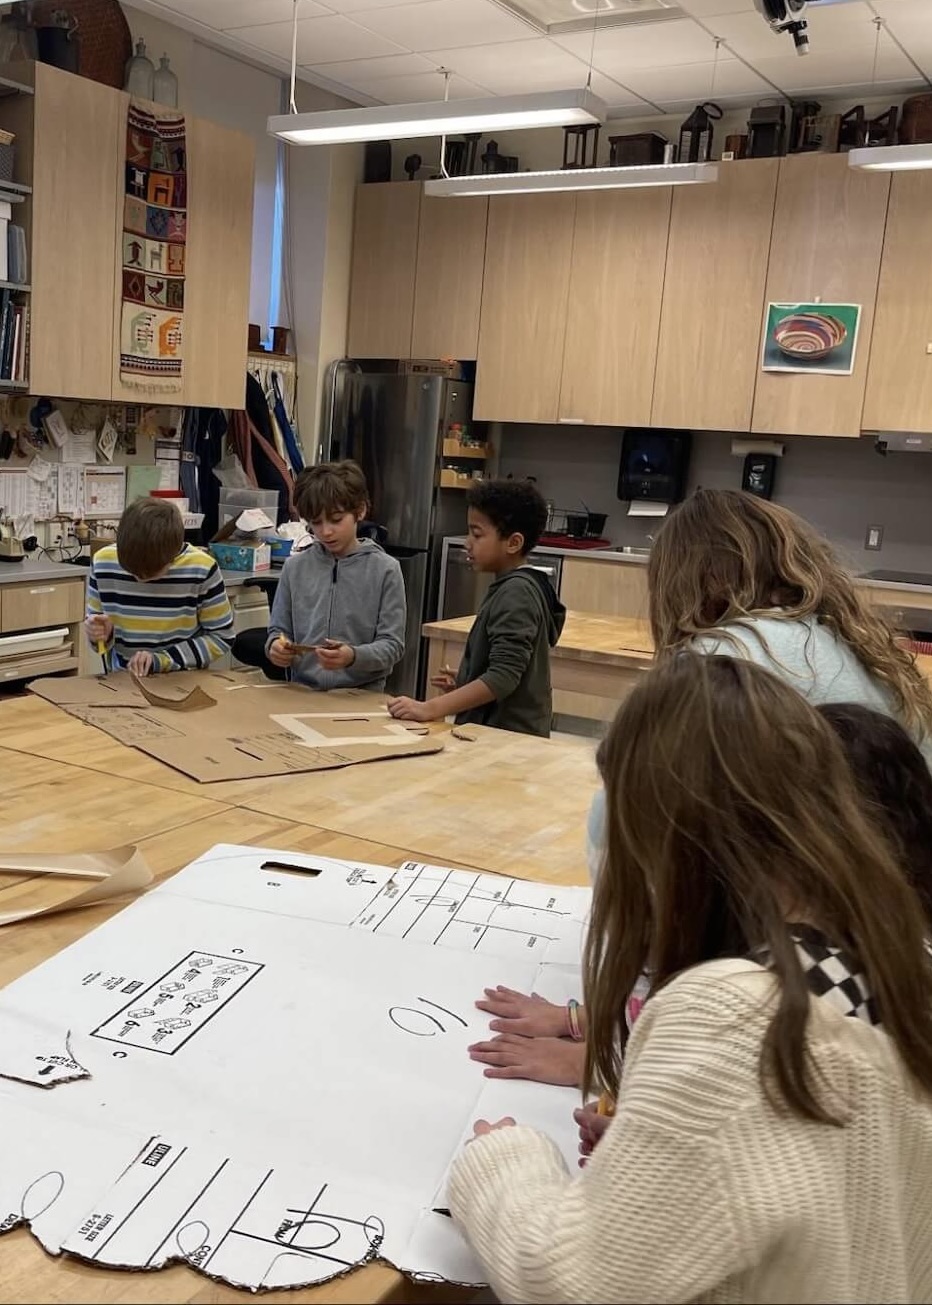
[865,524,884,551]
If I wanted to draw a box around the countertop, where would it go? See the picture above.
[0,557,88,585]
[443,538,932,592]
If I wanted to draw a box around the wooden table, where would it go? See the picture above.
[424,610,654,711]
[0,681,595,1303]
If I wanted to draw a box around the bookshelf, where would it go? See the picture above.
[0,70,32,391]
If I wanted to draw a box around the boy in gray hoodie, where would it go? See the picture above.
[389,479,565,737]
[264,461,405,691]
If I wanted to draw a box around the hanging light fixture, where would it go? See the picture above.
[849,19,930,172]
[425,162,718,196]
[267,0,604,145]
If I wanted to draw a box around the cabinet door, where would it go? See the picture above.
[30,65,124,401]
[652,159,778,432]
[412,195,487,360]
[347,182,420,359]
[862,173,932,433]
[110,113,255,408]
[559,189,671,427]
[751,152,890,438]
[473,193,576,423]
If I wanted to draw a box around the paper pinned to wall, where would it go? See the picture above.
[0,467,59,521]
[66,428,98,464]
[125,464,162,504]
[58,464,85,519]
[84,467,125,519]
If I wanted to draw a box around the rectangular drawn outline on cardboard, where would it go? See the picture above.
[90,951,264,1055]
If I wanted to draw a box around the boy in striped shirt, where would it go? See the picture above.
[85,497,233,676]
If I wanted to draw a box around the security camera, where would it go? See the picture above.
[753,0,811,55]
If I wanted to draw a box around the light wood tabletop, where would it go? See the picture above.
[0,690,598,882]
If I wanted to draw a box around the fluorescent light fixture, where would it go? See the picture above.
[268,88,605,146]
[425,162,718,197]
[849,143,932,172]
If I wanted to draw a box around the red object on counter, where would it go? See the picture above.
[538,534,613,550]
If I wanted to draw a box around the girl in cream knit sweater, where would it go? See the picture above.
[449,654,932,1304]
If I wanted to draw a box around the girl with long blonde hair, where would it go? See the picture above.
[450,655,932,1303]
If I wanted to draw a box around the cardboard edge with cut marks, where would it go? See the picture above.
[0,845,153,928]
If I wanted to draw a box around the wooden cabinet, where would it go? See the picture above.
[3,65,124,401]
[751,153,890,438]
[555,557,649,720]
[652,159,778,432]
[862,172,932,433]
[177,116,254,410]
[347,182,421,359]
[559,189,670,427]
[474,193,576,423]
[412,195,487,360]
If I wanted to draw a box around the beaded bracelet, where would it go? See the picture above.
[566,998,584,1042]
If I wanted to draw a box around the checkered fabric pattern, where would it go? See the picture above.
[788,924,880,1027]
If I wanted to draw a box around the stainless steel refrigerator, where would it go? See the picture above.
[325,367,474,697]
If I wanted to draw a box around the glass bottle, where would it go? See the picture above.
[153,55,178,109]
[124,38,154,99]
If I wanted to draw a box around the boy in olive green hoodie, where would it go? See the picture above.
[388,479,566,738]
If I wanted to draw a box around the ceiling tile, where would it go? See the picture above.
[751,45,919,93]
[159,0,329,29]
[421,36,593,93]
[233,13,408,62]
[325,0,438,9]
[311,51,437,86]
[622,55,772,103]
[554,17,722,70]
[675,0,755,14]
[349,0,534,52]
[308,68,493,99]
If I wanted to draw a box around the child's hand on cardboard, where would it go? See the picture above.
[471,1117,516,1141]
[314,639,355,670]
[476,985,569,1039]
[128,650,154,677]
[268,636,298,668]
[388,696,438,723]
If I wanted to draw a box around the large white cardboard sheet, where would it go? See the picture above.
[0,844,590,1290]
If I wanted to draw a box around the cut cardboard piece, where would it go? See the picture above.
[29,672,444,782]
[0,844,590,1290]
[0,845,153,928]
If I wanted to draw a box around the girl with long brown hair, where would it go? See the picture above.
[450,655,932,1304]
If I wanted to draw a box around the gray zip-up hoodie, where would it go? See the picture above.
[266,539,406,691]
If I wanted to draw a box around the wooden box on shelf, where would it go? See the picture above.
[440,468,481,490]
[442,439,489,460]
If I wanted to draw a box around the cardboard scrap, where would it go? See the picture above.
[29,672,445,783]
[131,674,216,713]
[0,844,589,1289]
[0,845,153,928]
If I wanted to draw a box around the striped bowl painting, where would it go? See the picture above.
[773,312,847,361]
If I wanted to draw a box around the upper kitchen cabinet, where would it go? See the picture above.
[347,182,421,359]
[176,117,254,410]
[558,188,671,427]
[474,192,576,423]
[862,172,932,433]
[4,64,125,401]
[412,195,488,360]
[751,152,890,438]
[652,159,778,432]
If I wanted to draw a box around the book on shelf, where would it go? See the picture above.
[0,292,27,382]
[7,224,26,284]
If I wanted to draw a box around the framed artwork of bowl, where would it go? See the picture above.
[761,302,861,375]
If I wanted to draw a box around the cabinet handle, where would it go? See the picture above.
[29,586,56,594]
[558,417,584,425]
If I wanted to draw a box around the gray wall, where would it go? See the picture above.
[495,423,932,577]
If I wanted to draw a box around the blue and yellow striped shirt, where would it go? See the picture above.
[87,543,234,673]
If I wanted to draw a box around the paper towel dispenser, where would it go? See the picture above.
[874,432,932,455]
[618,429,692,504]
